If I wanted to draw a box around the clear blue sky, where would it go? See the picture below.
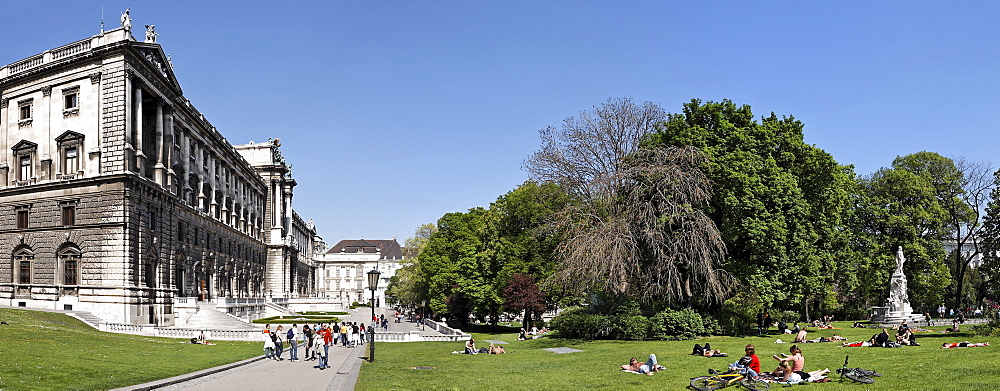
[3,1,998,246]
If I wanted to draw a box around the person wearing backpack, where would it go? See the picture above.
[288,323,300,362]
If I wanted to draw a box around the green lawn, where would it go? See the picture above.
[0,308,260,391]
[356,322,999,391]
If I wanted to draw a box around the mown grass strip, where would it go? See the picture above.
[0,308,260,391]
[355,322,998,390]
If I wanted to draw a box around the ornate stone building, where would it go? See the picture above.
[234,140,323,298]
[0,24,320,325]
[316,239,403,308]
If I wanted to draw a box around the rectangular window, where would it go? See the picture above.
[19,105,31,120]
[19,261,30,284]
[64,93,78,110]
[64,147,78,173]
[16,210,28,229]
[61,205,76,226]
[19,155,31,181]
[64,260,78,285]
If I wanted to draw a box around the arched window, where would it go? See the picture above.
[58,246,82,285]
[13,246,33,284]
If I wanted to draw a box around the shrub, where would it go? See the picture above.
[701,314,723,336]
[550,309,613,340]
[615,315,651,340]
[649,308,705,340]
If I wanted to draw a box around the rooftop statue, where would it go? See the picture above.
[120,8,132,33]
[144,25,158,43]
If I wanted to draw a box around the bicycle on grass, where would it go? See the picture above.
[836,355,881,384]
[690,368,770,390]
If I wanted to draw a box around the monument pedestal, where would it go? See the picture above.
[870,306,924,325]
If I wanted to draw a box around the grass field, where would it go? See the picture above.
[0,308,260,391]
[2,307,996,391]
[355,321,999,391]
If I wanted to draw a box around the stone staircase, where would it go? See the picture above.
[68,311,104,329]
[180,302,256,330]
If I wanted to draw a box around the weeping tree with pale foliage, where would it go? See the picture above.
[525,97,732,307]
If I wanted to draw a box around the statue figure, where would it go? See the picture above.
[895,246,905,274]
[144,25,158,43]
[120,8,132,33]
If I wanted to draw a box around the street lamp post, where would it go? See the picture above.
[366,268,381,362]
[421,299,427,331]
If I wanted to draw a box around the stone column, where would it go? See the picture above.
[134,86,146,176]
[124,71,134,173]
[165,105,176,190]
[154,99,166,184]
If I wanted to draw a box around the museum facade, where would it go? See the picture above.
[0,25,321,325]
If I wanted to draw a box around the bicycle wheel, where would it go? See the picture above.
[844,371,874,384]
[690,376,724,390]
[740,378,770,391]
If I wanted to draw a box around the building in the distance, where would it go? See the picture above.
[316,239,403,308]
[0,20,321,325]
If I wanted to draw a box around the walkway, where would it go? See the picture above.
[115,306,430,391]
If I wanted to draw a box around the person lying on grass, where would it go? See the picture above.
[488,343,506,354]
[941,342,990,349]
[620,354,663,375]
[692,343,727,357]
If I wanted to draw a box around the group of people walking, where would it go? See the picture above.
[260,322,369,370]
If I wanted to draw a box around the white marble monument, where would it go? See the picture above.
[871,246,923,324]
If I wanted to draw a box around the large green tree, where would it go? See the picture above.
[857,152,959,310]
[649,99,856,318]
[416,181,571,327]
[385,223,438,307]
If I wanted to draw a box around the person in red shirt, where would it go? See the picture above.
[730,344,761,378]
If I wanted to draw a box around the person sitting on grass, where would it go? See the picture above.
[729,347,760,379]
[620,354,662,376]
[771,345,805,381]
[941,341,990,349]
[517,328,528,341]
[465,338,477,354]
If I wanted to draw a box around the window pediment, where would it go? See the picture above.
[55,130,85,143]
[11,140,37,152]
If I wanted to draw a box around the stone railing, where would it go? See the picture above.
[0,28,129,79]
[51,40,92,60]
[93,322,466,342]
[372,331,470,342]
[423,319,467,336]
[8,55,43,74]
[99,323,260,341]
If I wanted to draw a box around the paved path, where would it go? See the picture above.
[116,307,425,391]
